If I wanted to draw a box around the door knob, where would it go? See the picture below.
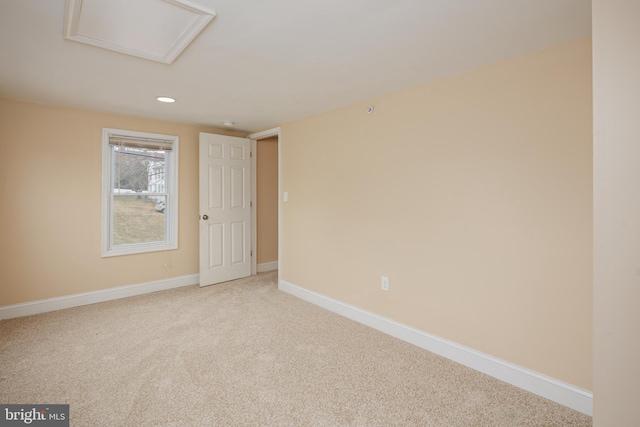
[202,215,209,220]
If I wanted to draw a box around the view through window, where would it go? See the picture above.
[102,129,178,256]
[112,145,167,245]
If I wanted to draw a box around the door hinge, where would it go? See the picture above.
[250,201,253,208]
[250,250,253,257]
[250,151,253,158]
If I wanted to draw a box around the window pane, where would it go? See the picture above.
[112,146,166,193]
[102,128,178,257]
[112,195,166,245]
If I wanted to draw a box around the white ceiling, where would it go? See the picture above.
[0,0,591,133]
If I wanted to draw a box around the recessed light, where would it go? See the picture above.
[157,96,176,103]
[223,121,235,127]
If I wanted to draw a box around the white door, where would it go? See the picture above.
[199,133,252,286]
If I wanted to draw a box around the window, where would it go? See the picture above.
[102,128,178,257]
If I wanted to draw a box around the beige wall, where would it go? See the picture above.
[0,98,242,306]
[593,0,640,424]
[280,37,593,390]
[256,136,278,264]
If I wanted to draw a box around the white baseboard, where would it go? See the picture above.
[257,261,279,273]
[0,274,199,320]
[278,279,593,416]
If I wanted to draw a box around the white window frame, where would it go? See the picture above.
[101,128,179,257]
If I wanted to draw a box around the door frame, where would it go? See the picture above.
[247,127,281,276]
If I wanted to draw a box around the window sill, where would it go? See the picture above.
[102,242,178,258]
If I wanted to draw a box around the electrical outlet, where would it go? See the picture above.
[381,276,389,292]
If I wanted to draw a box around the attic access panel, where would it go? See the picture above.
[63,0,216,64]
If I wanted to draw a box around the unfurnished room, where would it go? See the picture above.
[1,0,639,426]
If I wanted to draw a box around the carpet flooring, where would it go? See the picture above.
[0,271,592,426]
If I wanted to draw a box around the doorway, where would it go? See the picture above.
[249,128,281,276]
[255,136,278,272]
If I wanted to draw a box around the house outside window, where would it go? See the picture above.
[101,128,179,257]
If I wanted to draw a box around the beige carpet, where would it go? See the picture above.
[0,272,591,426]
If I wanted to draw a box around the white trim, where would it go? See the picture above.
[278,279,593,416]
[257,261,279,273]
[0,274,199,320]
[247,128,280,141]
[247,127,281,282]
[250,139,257,276]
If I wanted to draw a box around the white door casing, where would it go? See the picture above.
[199,133,251,286]
[247,127,281,277]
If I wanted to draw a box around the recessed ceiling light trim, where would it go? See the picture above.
[63,0,216,64]
[157,96,176,103]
